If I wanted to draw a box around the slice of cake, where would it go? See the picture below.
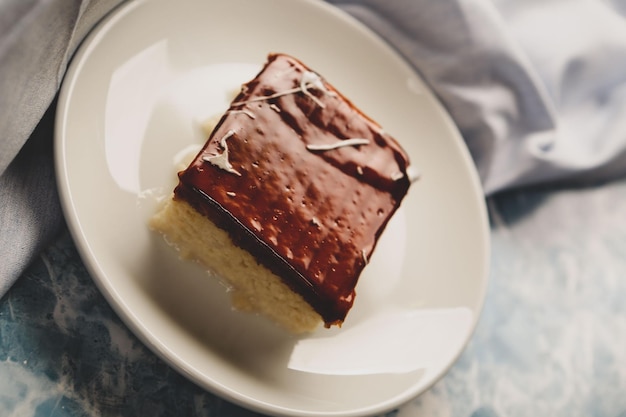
[151,53,413,333]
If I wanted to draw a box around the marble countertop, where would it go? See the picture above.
[2,177,626,417]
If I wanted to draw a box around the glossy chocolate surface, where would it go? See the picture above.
[175,53,411,326]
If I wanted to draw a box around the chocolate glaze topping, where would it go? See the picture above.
[175,53,411,327]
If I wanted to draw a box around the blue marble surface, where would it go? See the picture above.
[2,177,626,416]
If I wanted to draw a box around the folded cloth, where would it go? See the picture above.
[2,0,626,298]
[0,102,63,296]
[0,0,125,297]
[328,0,626,192]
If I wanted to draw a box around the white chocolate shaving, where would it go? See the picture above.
[299,71,326,108]
[306,138,370,152]
[391,166,422,182]
[362,249,369,265]
[231,87,301,106]
[231,71,331,108]
[269,103,281,113]
[228,109,256,119]
[202,130,241,176]
[407,166,422,183]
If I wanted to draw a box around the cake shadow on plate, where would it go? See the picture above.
[140,233,301,376]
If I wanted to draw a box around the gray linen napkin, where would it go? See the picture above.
[328,0,626,191]
[2,0,626,298]
[0,0,125,295]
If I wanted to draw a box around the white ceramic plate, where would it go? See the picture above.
[55,0,490,415]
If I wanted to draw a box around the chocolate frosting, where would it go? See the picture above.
[175,53,411,326]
